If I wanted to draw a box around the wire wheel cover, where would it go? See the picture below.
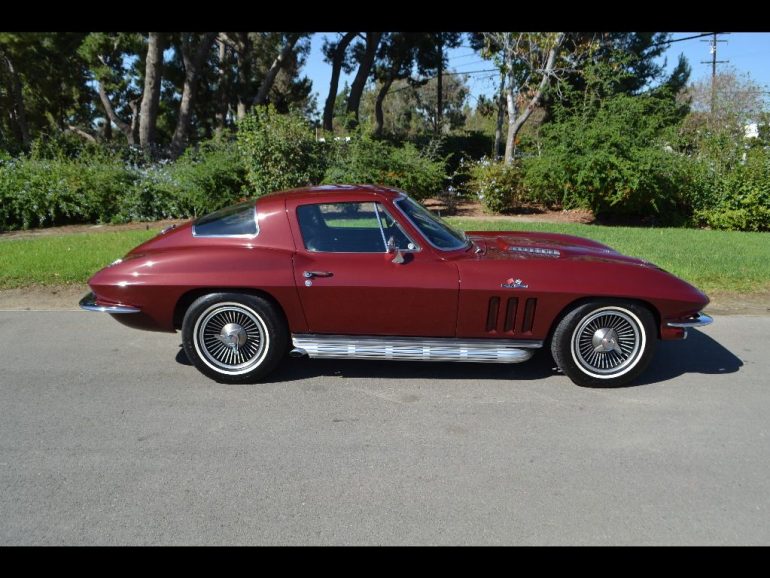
[571,308,643,377]
[195,304,268,373]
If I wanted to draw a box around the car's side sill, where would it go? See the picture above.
[290,334,542,364]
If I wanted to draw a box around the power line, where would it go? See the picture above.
[652,32,725,48]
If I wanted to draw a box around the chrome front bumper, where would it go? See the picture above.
[79,292,141,314]
[666,312,713,328]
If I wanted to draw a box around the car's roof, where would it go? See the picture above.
[260,184,405,202]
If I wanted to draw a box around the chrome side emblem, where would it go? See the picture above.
[501,278,528,289]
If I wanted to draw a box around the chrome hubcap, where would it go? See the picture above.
[592,327,622,353]
[572,308,643,377]
[219,323,248,350]
[194,304,268,374]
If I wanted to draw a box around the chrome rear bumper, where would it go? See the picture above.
[666,312,713,328]
[79,292,141,314]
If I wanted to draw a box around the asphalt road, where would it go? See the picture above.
[0,311,767,545]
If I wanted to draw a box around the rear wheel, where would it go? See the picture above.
[551,300,656,387]
[182,293,288,383]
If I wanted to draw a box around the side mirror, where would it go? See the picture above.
[387,237,405,264]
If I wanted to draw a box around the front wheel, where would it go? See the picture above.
[182,293,288,384]
[551,300,657,387]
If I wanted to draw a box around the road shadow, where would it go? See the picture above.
[634,328,743,386]
[174,328,742,387]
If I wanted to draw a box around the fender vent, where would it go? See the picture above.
[486,297,500,332]
[521,298,537,333]
[504,298,518,332]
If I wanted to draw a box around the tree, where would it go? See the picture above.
[346,32,382,129]
[216,32,313,124]
[79,32,145,146]
[482,32,566,164]
[359,74,471,136]
[372,33,419,136]
[686,67,766,131]
[413,33,463,134]
[0,45,30,149]
[253,33,303,106]
[170,32,217,158]
[412,73,469,133]
[139,32,165,152]
[0,33,92,152]
[321,32,357,132]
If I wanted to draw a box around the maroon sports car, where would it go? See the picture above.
[80,184,712,387]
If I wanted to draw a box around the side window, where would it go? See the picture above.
[375,204,418,251]
[297,202,417,253]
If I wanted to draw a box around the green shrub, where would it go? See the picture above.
[0,157,136,231]
[464,159,529,213]
[411,131,495,173]
[115,139,248,222]
[114,165,183,223]
[237,105,325,195]
[323,135,447,200]
[522,93,694,223]
[694,148,770,231]
[0,136,248,230]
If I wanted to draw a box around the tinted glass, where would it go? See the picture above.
[395,196,468,250]
[297,202,385,252]
[193,202,258,237]
[375,204,418,251]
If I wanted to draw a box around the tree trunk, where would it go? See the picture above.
[102,117,112,140]
[129,97,141,145]
[139,32,164,153]
[66,125,97,143]
[374,77,394,136]
[253,34,301,106]
[97,81,135,145]
[503,33,564,165]
[170,33,217,159]
[322,32,357,132]
[435,43,443,134]
[236,52,250,120]
[346,32,381,128]
[215,39,229,135]
[494,69,506,159]
[504,87,517,165]
[219,33,251,121]
[1,52,31,149]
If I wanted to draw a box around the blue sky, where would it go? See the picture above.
[302,32,770,112]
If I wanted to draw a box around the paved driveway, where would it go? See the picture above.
[0,312,767,545]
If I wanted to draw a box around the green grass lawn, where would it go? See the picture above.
[448,218,770,295]
[1,219,768,296]
[0,229,157,289]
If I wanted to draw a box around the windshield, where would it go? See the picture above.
[395,196,469,251]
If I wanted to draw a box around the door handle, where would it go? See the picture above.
[303,271,334,278]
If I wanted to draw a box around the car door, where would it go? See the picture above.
[288,199,459,337]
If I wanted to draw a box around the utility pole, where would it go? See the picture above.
[701,32,729,116]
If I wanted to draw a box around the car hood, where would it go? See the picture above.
[466,231,657,268]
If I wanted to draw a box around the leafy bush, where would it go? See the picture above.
[114,165,183,223]
[0,157,136,231]
[411,131,495,173]
[323,134,447,200]
[237,105,325,195]
[464,159,529,213]
[0,136,248,230]
[115,138,248,222]
[693,148,770,231]
[523,93,694,223]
